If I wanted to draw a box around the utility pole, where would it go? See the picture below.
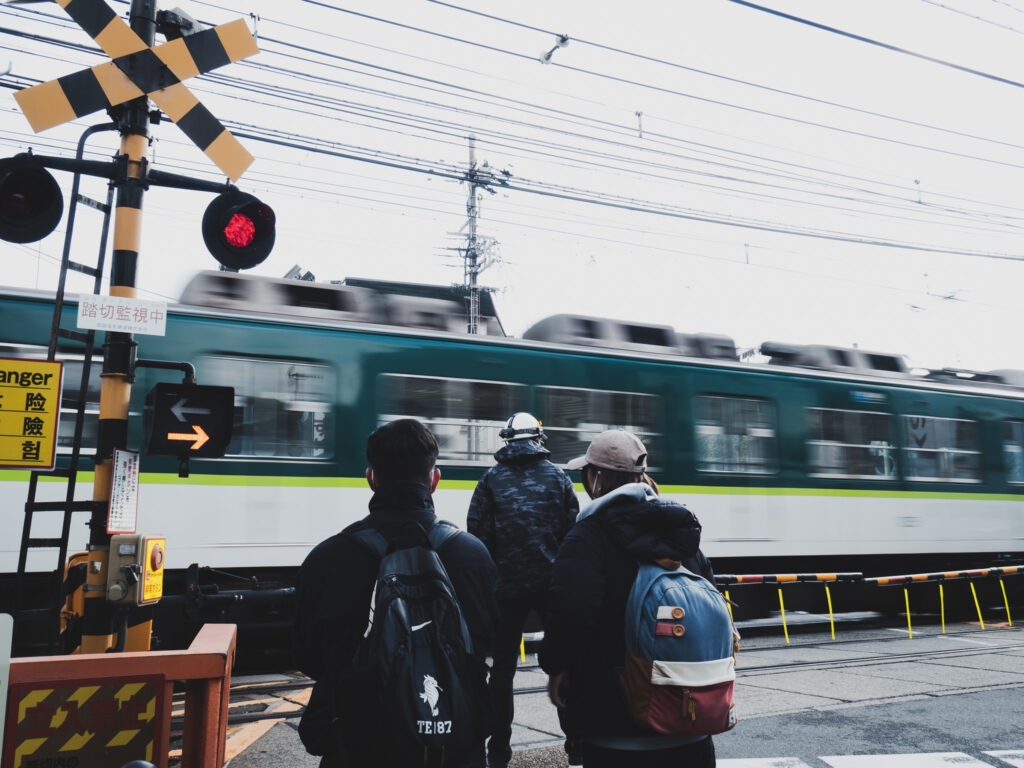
[460,136,508,334]
[83,0,155,654]
[465,137,480,335]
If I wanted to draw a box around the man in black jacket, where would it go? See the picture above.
[294,418,499,768]
[541,430,717,768]
[467,412,579,768]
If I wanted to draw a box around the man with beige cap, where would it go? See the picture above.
[540,430,717,768]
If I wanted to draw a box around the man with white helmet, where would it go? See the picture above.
[468,412,579,768]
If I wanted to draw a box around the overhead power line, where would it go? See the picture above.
[724,0,1024,90]
[426,0,1024,154]
[287,4,1024,171]
[228,128,1024,263]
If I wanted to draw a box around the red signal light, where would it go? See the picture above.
[224,213,255,248]
[202,190,275,270]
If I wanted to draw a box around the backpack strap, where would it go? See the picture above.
[344,527,390,560]
[427,519,462,552]
[345,520,461,561]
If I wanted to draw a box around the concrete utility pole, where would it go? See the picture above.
[460,137,508,334]
[83,0,155,654]
[465,137,480,335]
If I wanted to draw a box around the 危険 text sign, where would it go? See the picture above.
[0,358,62,470]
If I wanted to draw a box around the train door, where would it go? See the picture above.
[684,370,787,562]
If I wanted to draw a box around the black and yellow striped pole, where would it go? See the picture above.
[82,0,156,654]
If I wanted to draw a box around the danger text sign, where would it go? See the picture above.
[0,358,63,471]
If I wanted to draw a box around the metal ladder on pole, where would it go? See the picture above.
[13,124,116,654]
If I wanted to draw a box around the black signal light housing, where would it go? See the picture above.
[0,155,64,244]
[202,190,275,270]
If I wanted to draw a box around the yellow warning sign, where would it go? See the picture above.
[0,358,62,470]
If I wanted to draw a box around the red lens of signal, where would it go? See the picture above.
[224,213,256,248]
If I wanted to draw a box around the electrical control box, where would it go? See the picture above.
[106,534,166,606]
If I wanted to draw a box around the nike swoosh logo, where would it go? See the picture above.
[411,620,432,632]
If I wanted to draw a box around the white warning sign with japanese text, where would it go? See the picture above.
[107,448,140,535]
[77,295,167,336]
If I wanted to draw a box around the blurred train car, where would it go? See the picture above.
[2,271,1022,661]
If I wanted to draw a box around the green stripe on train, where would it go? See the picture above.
[1,469,1022,500]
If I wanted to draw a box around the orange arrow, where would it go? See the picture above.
[167,425,209,450]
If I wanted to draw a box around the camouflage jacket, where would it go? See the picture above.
[467,439,579,598]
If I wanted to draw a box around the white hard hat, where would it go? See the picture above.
[499,412,546,442]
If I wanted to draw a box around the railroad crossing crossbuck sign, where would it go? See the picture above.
[13,0,259,181]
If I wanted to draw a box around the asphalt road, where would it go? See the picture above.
[221,618,1024,768]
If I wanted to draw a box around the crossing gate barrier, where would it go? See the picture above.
[1,623,236,768]
[714,565,1022,641]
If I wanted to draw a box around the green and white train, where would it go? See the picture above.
[2,271,1023,648]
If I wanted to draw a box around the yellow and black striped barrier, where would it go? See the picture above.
[866,566,1020,637]
[865,565,1021,586]
[715,573,863,585]
[715,573,863,643]
[716,565,1020,643]
[13,0,257,180]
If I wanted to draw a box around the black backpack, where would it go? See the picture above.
[334,520,479,767]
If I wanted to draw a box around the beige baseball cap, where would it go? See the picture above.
[565,430,648,473]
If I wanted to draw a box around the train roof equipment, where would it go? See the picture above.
[521,313,738,360]
[179,271,505,336]
[759,341,909,377]
[179,273,1024,393]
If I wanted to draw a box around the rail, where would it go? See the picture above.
[5,623,236,768]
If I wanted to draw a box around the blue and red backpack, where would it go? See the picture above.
[620,562,738,735]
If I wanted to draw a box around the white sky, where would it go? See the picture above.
[2,0,1024,371]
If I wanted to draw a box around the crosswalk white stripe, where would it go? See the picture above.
[718,759,813,768]
[985,751,1024,768]
[821,753,995,768]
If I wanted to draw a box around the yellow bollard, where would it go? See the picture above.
[825,583,835,640]
[970,582,985,629]
[940,583,946,634]
[1000,579,1013,627]
[904,587,913,639]
[725,590,734,623]
[520,634,526,663]
[778,588,789,644]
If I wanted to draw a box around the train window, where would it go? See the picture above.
[56,358,101,454]
[902,415,980,482]
[201,357,334,460]
[695,396,777,474]
[378,374,528,465]
[807,408,896,479]
[537,386,661,468]
[1004,421,1024,483]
